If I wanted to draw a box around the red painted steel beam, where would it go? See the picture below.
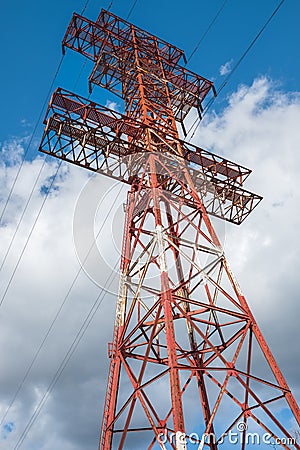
[40,88,262,225]
[47,88,251,183]
[38,6,300,450]
[62,12,215,123]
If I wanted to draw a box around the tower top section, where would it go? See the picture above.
[62,9,216,130]
[39,8,262,225]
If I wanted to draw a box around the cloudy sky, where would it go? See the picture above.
[0,0,299,449]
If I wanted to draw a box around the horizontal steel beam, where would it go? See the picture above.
[39,90,262,224]
[62,12,215,121]
[46,88,252,185]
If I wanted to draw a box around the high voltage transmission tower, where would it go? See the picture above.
[39,8,299,450]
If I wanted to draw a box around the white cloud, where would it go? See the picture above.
[0,146,119,449]
[0,76,299,448]
[219,58,233,76]
[192,76,300,393]
[105,100,120,112]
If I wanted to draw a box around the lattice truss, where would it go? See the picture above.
[38,8,299,450]
[40,88,261,225]
[100,162,299,449]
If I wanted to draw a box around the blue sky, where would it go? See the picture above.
[0,1,299,449]
[1,0,299,149]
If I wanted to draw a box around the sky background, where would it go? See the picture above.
[1,0,300,142]
[0,0,299,449]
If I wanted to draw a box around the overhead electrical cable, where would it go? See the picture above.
[73,59,87,92]
[0,183,124,428]
[0,162,62,309]
[6,0,148,442]
[0,0,91,238]
[0,0,134,428]
[13,261,119,450]
[82,0,114,15]
[107,0,114,11]
[186,0,229,63]
[186,0,287,141]
[0,0,139,233]
[81,0,91,15]
[0,159,47,273]
[126,0,139,20]
[0,55,65,225]
[0,52,88,299]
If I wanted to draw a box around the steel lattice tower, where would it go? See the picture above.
[39,9,299,450]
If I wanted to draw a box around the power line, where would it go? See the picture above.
[0,159,47,273]
[73,59,87,92]
[0,183,124,428]
[1,0,92,232]
[0,0,128,425]
[81,0,91,15]
[82,0,114,14]
[0,0,90,241]
[216,0,286,98]
[0,162,62,309]
[7,0,292,446]
[1,0,126,441]
[126,0,139,20]
[0,53,88,305]
[14,261,119,450]
[107,0,114,11]
[186,0,229,63]
[0,55,64,225]
[186,0,287,140]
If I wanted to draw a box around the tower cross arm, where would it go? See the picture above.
[62,10,215,121]
[39,88,262,225]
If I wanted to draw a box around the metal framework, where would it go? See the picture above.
[39,8,299,450]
